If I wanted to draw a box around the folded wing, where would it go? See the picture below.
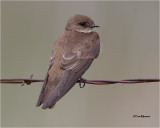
[42,51,94,109]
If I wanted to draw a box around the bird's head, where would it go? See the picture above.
[65,14,99,33]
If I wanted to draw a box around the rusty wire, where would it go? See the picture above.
[0,74,159,87]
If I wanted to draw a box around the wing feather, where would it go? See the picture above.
[36,49,56,107]
[42,59,93,109]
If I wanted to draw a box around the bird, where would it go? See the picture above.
[36,14,100,109]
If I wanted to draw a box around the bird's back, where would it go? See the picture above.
[36,30,100,109]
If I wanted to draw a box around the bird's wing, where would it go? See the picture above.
[36,48,57,107]
[41,50,94,109]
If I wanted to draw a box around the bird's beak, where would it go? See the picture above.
[91,24,100,28]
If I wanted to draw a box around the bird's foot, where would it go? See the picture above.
[78,77,86,88]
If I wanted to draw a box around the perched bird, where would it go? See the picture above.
[36,14,100,109]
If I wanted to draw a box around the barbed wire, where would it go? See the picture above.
[0,74,159,88]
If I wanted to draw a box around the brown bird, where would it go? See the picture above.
[36,14,100,109]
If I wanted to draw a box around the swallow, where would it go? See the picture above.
[36,14,100,109]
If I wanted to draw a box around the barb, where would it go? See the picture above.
[0,75,160,87]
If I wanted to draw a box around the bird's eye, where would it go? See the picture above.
[79,22,86,26]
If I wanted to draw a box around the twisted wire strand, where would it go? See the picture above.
[0,74,159,86]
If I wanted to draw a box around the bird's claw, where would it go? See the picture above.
[79,77,86,88]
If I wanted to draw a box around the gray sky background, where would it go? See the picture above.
[1,1,159,127]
